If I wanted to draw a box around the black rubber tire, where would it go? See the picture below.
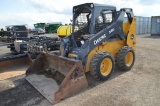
[90,51,115,81]
[115,46,135,71]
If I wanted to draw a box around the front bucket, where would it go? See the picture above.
[0,53,32,80]
[25,53,88,104]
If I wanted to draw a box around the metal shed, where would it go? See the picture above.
[151,16,160,36]
[136,16,151,35]
[124,16,151,35]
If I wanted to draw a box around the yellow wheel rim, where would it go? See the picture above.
[100,58,112,76]
[125,52,134,67]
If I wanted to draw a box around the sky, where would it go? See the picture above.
[0,0,160,29]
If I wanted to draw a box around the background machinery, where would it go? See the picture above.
[26,3,136,104]
[33,23,45,29]
[0,25,32,79]
[57,25,72,37]
[27,36,60,58]
[45,22,62,34]
[33,23,46,35]
[27,23,71,58]
[32,22,63,34]
[3,25,29,54]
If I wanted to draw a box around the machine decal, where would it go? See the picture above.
[94,34,106,45]
[109,28,115,34]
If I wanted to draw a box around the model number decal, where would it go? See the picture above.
[94,34,106,45]
[109,28,115,34]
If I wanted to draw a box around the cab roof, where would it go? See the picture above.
[73,3,116,11]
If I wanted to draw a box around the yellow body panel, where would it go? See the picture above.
[57,25,72,37]
[85,40,125,72]
[126,18,136,50]
[85,18,136,72]
[123,18,136,51]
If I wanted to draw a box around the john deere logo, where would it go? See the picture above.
[94,34,106,45]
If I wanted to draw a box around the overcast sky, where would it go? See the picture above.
[0,0,160,29]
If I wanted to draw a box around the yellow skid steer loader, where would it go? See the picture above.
[26,3,136,104]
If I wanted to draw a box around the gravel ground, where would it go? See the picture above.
[0,75,51,106]
[0,34,160,106]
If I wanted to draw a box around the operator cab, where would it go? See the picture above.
[72,6,91,47]
[62,3,116,58]
[72,3,116,47]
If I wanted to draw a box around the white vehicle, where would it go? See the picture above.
[34,28,45,35]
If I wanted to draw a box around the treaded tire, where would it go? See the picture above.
[90,51,115,81]
[115,46,135,71]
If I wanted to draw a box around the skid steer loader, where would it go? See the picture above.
[26,3,136,104]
